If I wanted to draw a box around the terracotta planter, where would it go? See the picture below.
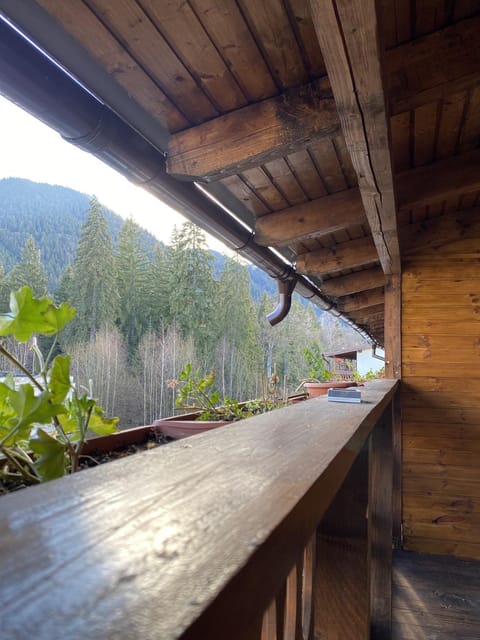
[304,381,357,399]
[153,416,230,440]
[80,424,160,455]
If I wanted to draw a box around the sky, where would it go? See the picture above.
[0,95,229,252]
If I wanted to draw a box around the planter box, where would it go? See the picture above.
[80,424,161,455]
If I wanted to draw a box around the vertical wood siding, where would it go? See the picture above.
[402,231,480,559]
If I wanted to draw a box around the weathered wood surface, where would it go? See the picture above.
[368,406,393,639]
[0,380,398,640]
[309,0,400,275]
[321,267,385,297]
[167,78,339,181]
[254,188,365,247]
[392,550,480,639]
[296,236,378,275]
[386,15,480,115]
[338,287,385,313]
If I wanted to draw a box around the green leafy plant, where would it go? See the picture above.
[174,364,286,421]
[0,286,118,488]
[302,345,331,381]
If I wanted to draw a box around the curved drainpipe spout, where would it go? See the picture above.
[267,279,296,326]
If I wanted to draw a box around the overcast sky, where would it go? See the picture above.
[0,95,229,252]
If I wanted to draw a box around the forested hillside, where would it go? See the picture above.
[0,177,155,289]
[0,179,357,427]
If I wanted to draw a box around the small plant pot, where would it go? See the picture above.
[153,416,230,440]
[304,381,357,398]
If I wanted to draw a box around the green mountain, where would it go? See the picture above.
[0,177,157,290]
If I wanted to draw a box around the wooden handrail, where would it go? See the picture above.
[0,379,398,639]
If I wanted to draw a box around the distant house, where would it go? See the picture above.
[325,343,385,379]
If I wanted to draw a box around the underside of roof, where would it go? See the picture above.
[0,0,479,346]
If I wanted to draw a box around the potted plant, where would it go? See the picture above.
[154,364,301,439]
[299,346,356,398]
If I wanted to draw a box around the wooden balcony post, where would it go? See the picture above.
[368,404,393,639]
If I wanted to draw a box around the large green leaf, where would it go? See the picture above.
[88,406,118,436]
[30,429,66,481]
[9,385,65,434]
[43,302,76,334]
[0,287,53,341]
[48,355,72,403]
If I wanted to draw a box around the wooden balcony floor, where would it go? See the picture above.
[392,550,480,639]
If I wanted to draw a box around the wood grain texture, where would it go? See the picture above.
[386,14,480,115]
[254,188,365,246]
[296,236,379,275]
[392,550,480,638]
[339,287,385,313]
[368,407,393,639]
[167,78,340,181]
[401,229,480,559]
[309,0,400,275]
[0,381,398,640]
[320,267,385,297]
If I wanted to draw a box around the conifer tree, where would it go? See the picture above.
[145,243,170,331]
[116,218,149,350]
[7,235,48,297]
[69,196,119,343]
[0,261,10,310]
[167,222,217,365]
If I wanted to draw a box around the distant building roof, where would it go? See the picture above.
[325,343,372,359]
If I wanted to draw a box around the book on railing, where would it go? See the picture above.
[327,388,362,403]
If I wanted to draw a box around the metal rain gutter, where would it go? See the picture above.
[0,16,375,343]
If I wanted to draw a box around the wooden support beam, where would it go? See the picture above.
[308,0,400,276]
[386,15,480,115]
[349,304,385,324]
[368,406,393,639]
[339,287,385,313]
[397,150,480,211]
[296,237,378,275]
[321,267,385,297]
[254,188,365,246]
[400,207,480,256]
[167,78,339,182]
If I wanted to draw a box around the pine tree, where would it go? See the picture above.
[167,222,217,365]
[69,196,119,343]
[7,235,48,296]
[0,261,10,310]
[116,218,149,350]
[145,243,171,331]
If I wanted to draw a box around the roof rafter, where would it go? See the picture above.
[167,78,339,182]
[296,237,378,275]
[338,288,386,313]
[320,267,385,297]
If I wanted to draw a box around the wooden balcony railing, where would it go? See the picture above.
[0,379,399,640]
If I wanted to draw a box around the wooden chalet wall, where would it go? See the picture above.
[401,217,480,559]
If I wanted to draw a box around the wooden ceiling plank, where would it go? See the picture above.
[320,267,385,297]
[220,175,269,216]
[286,149,328,200]
[413,102,438,168]
[262,158,308,206]
[237,0,309,89]
[167,78,339,181]
[240,167,288,211]
[36,0,189,132]
[186,0,277,103]
[458,86,480,153]
[397,149,480,210]
[254,189,364,246]
[309,0,400,275]
[386,15,480,115]
[296,237,378,275]
[400,207,480,256]
[285,0,326,77]
[338,288,385,313]
[436,91,468,160]
[83,0,217,123]
[309,138,348,193]
[136,0,246,113]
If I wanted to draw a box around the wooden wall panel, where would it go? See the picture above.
[402,234,480,560]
